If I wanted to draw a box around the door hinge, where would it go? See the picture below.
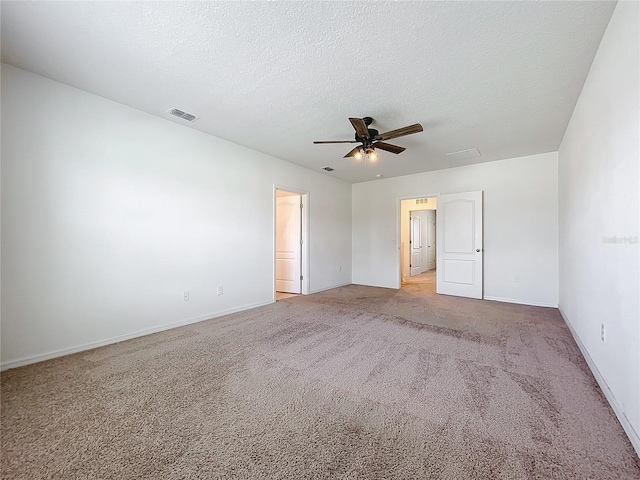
[300,239,303,245]
[300,275,303,280]
[409,263,412,267]
[300,203,303,208]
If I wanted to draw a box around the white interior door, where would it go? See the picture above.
[410,214,422,276]
[427,211,436,270]
[276,195,301,293]
[436,191,483,299]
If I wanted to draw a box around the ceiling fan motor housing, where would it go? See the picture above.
[355,128,379,144]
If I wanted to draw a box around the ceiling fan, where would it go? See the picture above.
[314,117,423,161]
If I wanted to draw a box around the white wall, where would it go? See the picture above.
[352,152,558,307]
[1,64,352,368]
[558,1,639,454]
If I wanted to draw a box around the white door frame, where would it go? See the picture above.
[396,193,440,289]
[274,185,310,299]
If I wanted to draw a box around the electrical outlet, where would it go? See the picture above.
[601,324,605,342]
[217,286,223,296]
[514,275,520,283]
[183,291,189,301]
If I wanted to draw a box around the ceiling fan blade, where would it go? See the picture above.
[313,140,359,144]
[375,123,423,141]
[374,142,406,154]
[343,146,362,158]
[349,118,370,139]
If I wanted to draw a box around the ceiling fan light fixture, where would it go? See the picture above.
[365,148,378,162]
[354,148,364,160]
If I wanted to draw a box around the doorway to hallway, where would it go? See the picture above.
[274,186,310,301]
[400,196,437,294]
[275,190,301,295]
[398,191,484,299]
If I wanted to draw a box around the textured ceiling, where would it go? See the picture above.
[1,1,615,183]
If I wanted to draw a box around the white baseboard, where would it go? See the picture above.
[558,306,640,458]
[0,300,272,371]
[309,282,352,294]
[483,295,557,308]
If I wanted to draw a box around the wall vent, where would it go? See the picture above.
[322,166,334,171]
[169,108,199,122]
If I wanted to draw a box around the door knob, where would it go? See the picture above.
[476,249,481,252]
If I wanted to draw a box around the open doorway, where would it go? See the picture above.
[400,197,437,293]
[398,191,483,299]
[274,187,309,301]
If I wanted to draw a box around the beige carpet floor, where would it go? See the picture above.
[2,276,639,479]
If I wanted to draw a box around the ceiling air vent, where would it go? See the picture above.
[446,148,481,160]
[169,108,199,122]
[322,167,334,171]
